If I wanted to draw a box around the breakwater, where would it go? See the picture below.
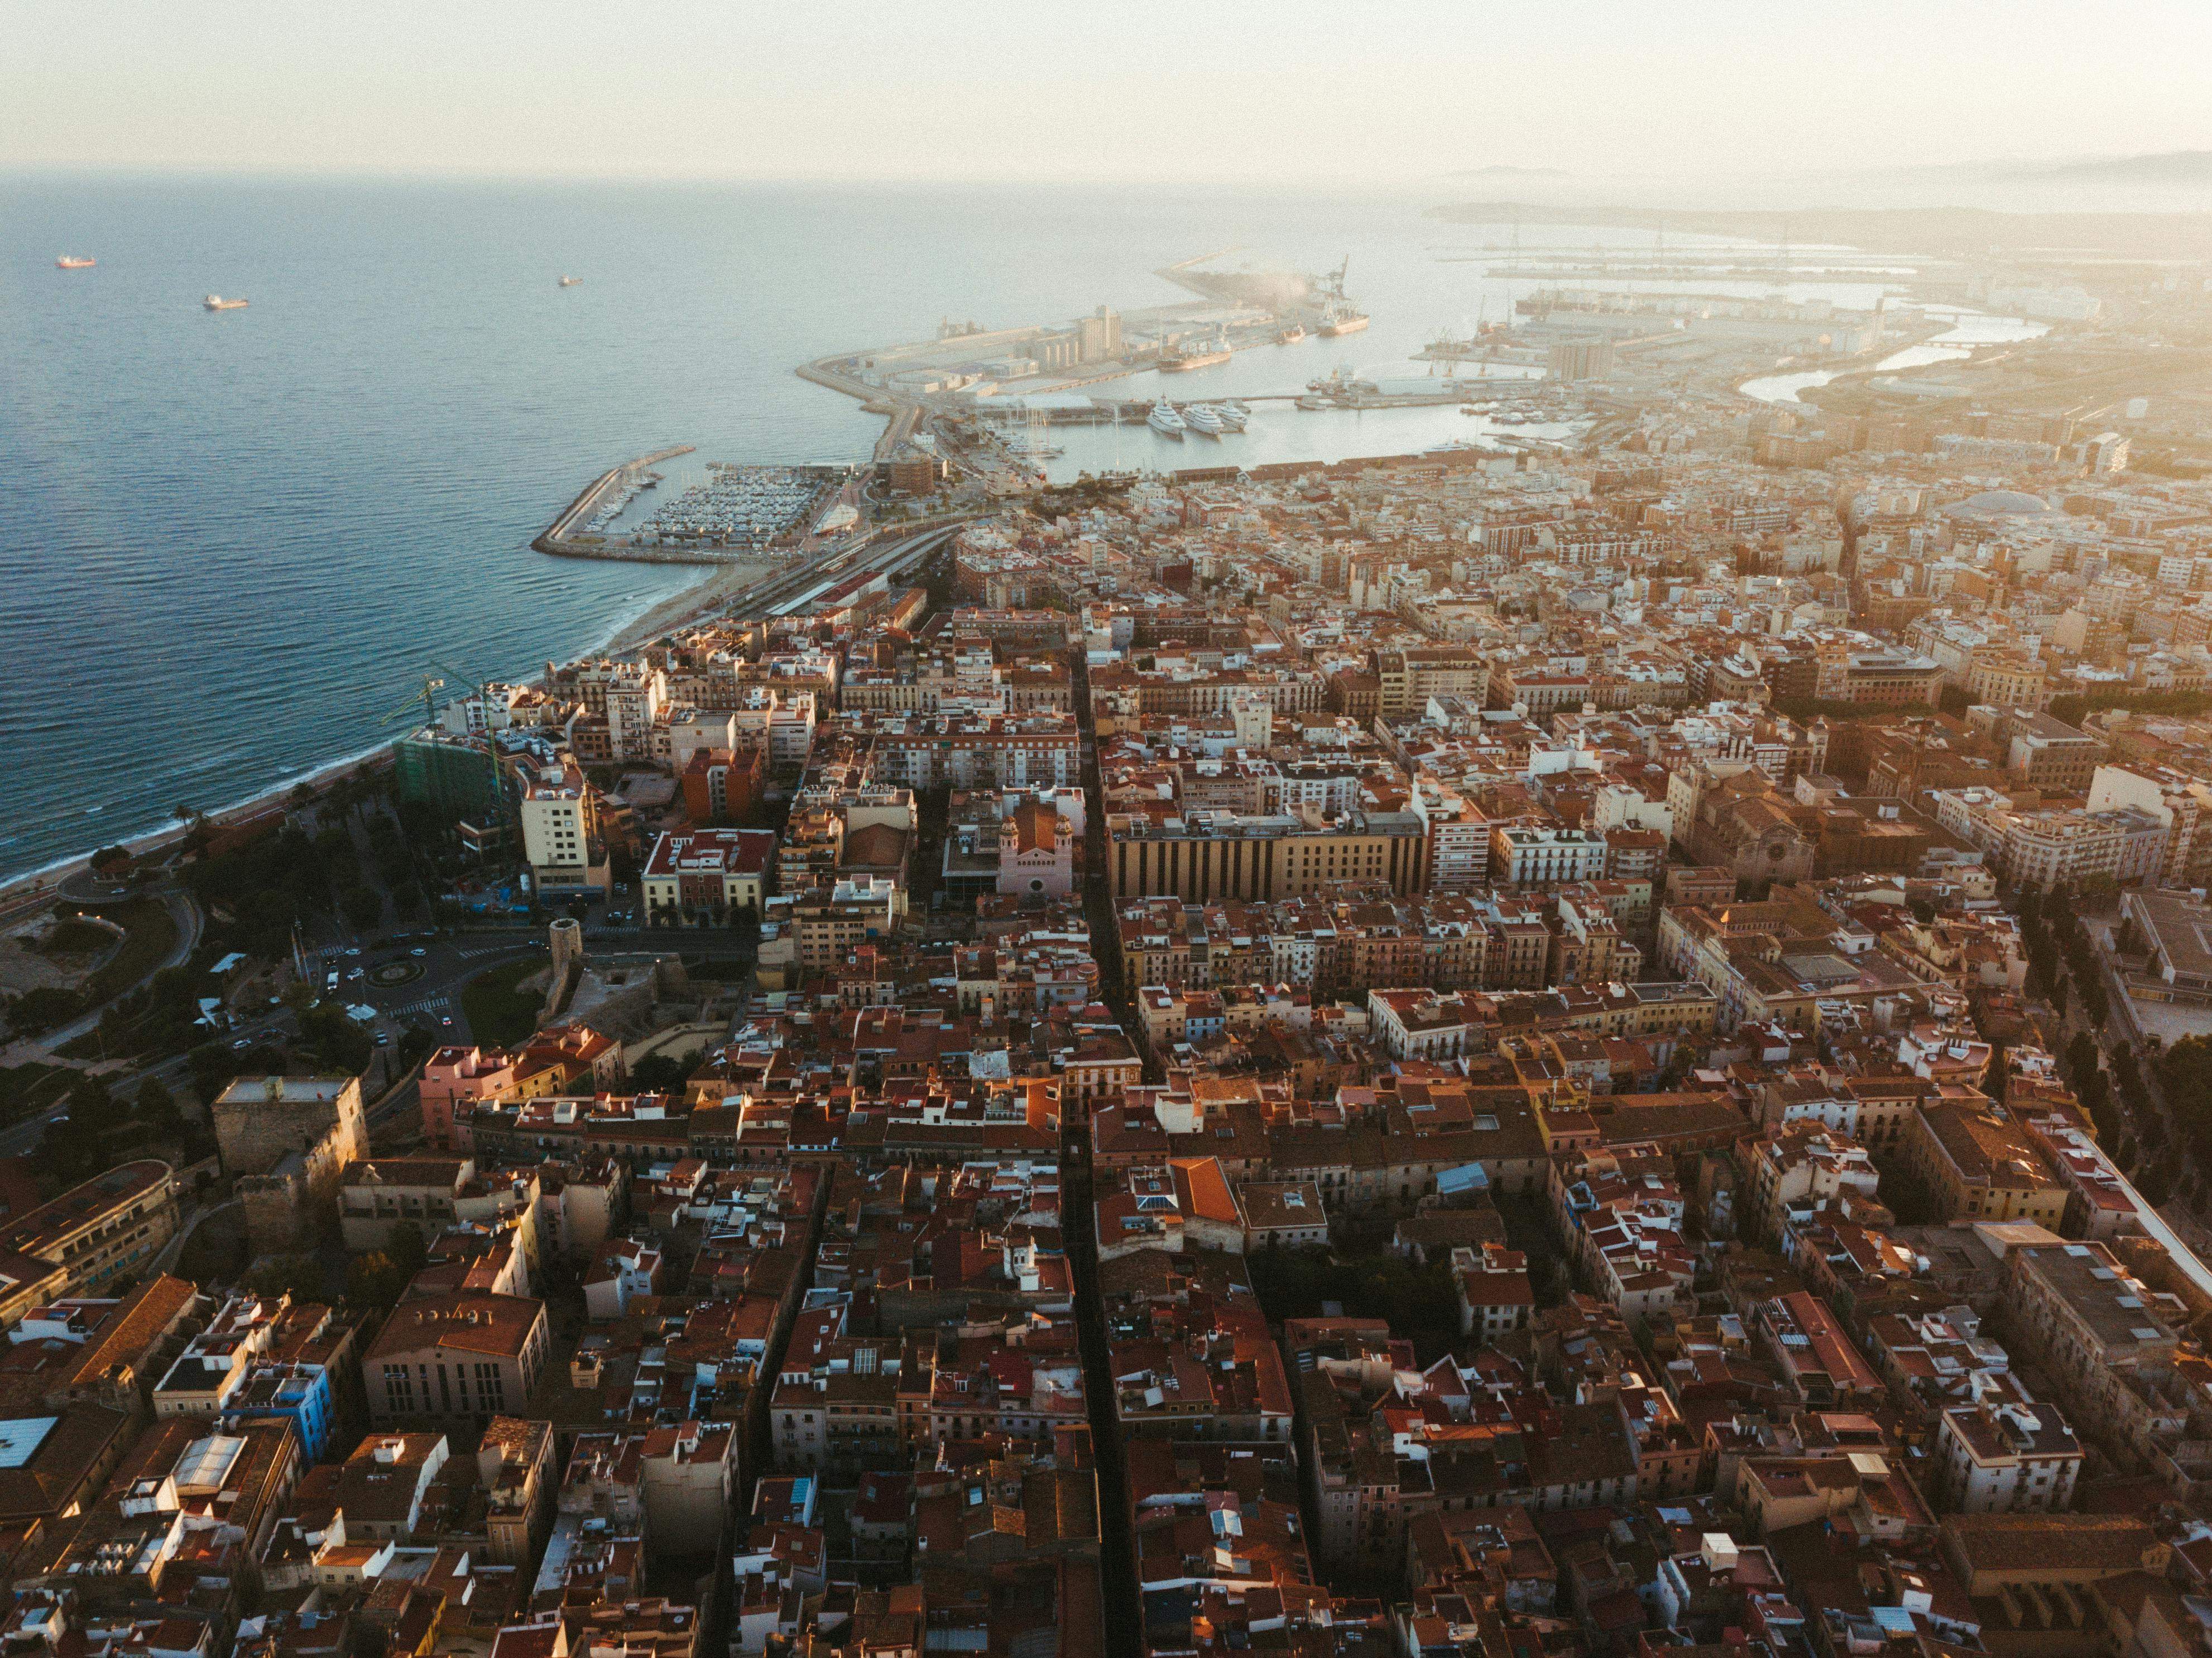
[532,444,695,555]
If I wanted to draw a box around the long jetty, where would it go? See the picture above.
[532,444,695,555]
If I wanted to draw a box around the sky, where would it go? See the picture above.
[8,0,2212,189]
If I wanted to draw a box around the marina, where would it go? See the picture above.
[535,448,852,562]
[624,462,840,551]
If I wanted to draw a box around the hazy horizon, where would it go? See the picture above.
[10,0,2212,195]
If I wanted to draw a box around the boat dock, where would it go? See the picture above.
[535,444,695,555]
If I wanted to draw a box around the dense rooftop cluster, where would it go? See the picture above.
[30,251,2212,1658]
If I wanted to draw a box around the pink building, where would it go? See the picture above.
[997,801,1074,898]
[420,1046,519,1149]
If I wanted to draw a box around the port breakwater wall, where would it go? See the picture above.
[532,444,696,557]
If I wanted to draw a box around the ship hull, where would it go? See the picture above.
[1158,351,1232,372]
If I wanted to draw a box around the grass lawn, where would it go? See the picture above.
[81,899,179,1004]
[38,918,117,956]
[461,960,546,1048]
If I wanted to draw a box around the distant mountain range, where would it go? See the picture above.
[1989,150,2212,185]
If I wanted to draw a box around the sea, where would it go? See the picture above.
[0,176,2033,886]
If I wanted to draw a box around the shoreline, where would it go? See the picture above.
[0,552,722,912]
[0,521,839,912]
[603,557,780,653]
[0,743,396,918]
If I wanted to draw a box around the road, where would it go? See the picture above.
[28,887,205,1053]
[1061,622,1141,1658]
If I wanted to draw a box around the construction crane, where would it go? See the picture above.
[382,664,512,838]
[1316,256,1351,301]
[381,672,452,734]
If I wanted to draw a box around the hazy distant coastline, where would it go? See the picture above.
[1427,199,2212,261]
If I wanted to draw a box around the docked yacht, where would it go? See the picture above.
[1214,401,1249,432]
[1183,404,1224,437]
[1146,400,1187,438]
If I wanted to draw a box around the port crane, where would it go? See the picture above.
[1315,256,1351,301]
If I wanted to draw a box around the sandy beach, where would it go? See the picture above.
[604,555,779,653]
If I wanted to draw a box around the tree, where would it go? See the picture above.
[386,1221,429,1279]
[347,1252,411,1306]
[248,1252,326,1300]
[296,1002,373,1075]
[186,1042,237,1109]
[340,885,384,932]
[627,1053,691,1095]
[67,1072,126,1136]
[6,986,84,1037]
[135,1076,185,1136]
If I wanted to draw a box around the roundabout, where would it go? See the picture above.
[368,960,425,989]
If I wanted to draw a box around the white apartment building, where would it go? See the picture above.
[521,762,608,893]
[1935,1388,2083,1513]
[603,663,667,763]
[1489,825,1608,890]
[1932,787,2168,891]
[1417,782,1492,891]
[1366,988,1474,1061]
[731,686,818,770]
[2088,763,2205,887]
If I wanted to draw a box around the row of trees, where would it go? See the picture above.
[2156,1037,2212,1204]
[2015,885,2187,1204]
[2014,884,2111,1029]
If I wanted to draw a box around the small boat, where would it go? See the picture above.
[203,295,248,311]
[1277,324,1306,344]
[1184,404,1224,437]
[56,256,95,270]
[559,275,583,287]
[1295,394,1328,411]
[1146,399,1187,438]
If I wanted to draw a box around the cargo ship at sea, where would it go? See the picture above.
[56,256,95,270]
[203,295,249,311]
